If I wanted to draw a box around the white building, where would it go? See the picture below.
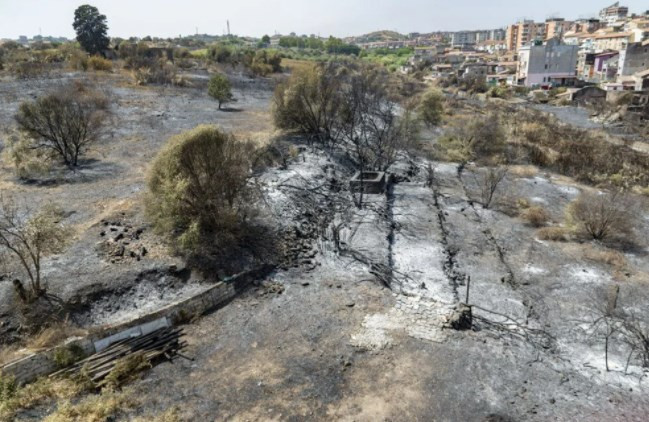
[517,39,579,87]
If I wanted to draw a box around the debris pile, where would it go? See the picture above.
[96,217,148,264]
[51,327,186,387]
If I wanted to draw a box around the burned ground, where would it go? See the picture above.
[2,72,649,421]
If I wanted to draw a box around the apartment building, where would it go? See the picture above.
[451,29,503,48]
[618,40,649,76]
[545,18,573,41]
[593,31,631,52]
[599,2,629,25]
[506,20,546,51]
[517,39,579,87]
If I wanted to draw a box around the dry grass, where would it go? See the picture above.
[26,324,87,351]
[537,226,569,242]
[583,245,628,270]
[509,165,539,178]
[0,376,88,422]
[520,206,550,227]
[281,59,316,74]
[42,388,137,422]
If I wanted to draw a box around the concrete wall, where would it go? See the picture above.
[619,42,649,76]
[0,265,273,385]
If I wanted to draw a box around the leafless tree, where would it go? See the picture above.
[475,166,508,209]
[0,196,68,303]
[15,82,109,168]
[568,190,638,241]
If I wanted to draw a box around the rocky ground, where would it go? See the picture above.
[2,72,649,421]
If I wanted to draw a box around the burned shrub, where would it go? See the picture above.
[146,126,267,267]
[272,61,344,146]
[14,82,109,168]
[537,226,569,242]
[567,191,638,242]
[521,206,550,227]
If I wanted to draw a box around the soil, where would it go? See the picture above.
[2,71,649,421]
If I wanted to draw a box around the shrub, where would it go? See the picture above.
[272,61,343,145]
[53,344,86,369]
[537,226,568,241]
[87,55,112,71]
[1,132,54,179]
[207,73,234,109]
[437,114,506,163]
[132,60,178,86]
[521,205,550,227]
[417,89,445,128]
[15,83,109,168]
[146,125,257,254]
[566,191,638,241]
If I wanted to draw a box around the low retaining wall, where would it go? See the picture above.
[0,265,273,385]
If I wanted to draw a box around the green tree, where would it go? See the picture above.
[261,35,271,44]
[72,5,110,56]
[208,73,234,110]
[146,125,256,253]
[417,89,445,128]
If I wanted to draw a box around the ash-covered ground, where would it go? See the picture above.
[2,72,649,421]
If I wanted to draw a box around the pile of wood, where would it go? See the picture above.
[51,327,187,386]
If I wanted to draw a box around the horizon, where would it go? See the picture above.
[1,0,648,40]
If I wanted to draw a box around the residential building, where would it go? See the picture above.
[632,69,649,90]
[625,18,649,42]
[618,40,649,76]
[572,18,604,34]
[506,20,546,51]
[545,18,573,41]
[577,52,597,80]
[599,2,629,25]
[592,31,631,52]
[475,39,507,54]
[593,51,620,82]
[516,39,579,87]
[451,30,499,48]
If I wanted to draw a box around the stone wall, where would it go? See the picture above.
[0,265,273,385]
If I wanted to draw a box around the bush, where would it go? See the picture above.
[15,82,109,168]
[537,226,568,241]
[272,61,343,144]
[521,205,550,227]
[87,55,112,71]
[417,89,444,128]
[2,131,54,179]
[436,114,506,163]
[146,125,257,254]
[207,73,234,109]
[567,191,638,241]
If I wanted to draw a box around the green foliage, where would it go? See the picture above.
[208,73,234,109]
[146,125,257,254]
[249,49,282,76]
[72,5,110,56]
[279,35,324,50]
[418,89,445,128]
[261,35,271,44]
[324,37,360,56]
[103,354,151,389]
[0,373,17,403]
[53,344,86,369]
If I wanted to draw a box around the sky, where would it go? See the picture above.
[1,0,648,39]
